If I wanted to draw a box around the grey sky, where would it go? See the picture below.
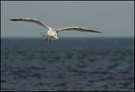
[1,1,134,37]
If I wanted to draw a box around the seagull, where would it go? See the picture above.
[10,18,101,43]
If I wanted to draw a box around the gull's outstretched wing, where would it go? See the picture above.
[57,26,101,33]
[10,18,50,29]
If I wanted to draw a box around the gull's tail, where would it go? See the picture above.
[39,32,46,37]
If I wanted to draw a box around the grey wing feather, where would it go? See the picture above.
[10,18,50,29]
[57,26,101,33]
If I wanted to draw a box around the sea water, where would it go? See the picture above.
[1,37,134,91]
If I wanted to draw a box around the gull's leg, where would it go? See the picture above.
[42,36,47,42]
[40,32,49,42]
[45,35,51,43]
[45,36,48,41]
[39,32,48,41]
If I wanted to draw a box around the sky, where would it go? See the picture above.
[1,1,134,37]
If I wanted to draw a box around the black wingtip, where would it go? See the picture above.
[10,19,16,21]
[96,31,102,33]
[10,19,22,21]
[94,30,102,33]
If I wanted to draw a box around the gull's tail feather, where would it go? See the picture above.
[39,32,46,37]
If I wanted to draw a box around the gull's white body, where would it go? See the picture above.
[10,18,101,43]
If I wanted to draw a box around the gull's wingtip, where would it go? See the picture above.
[10,19,16,21]
[10,19,13,21]
[96,31,102,33]
[10,18,22,21]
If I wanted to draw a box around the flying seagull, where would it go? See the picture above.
[10,18,101,43]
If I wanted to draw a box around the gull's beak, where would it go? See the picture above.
[56,35,60,40]
[56,37,59,40]
[54,34,59,40]
[54,36,59,40]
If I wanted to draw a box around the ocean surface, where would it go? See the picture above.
[1,37,134,91]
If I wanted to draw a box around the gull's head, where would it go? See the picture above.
[49,28,59,40]
[53,31,59,40]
